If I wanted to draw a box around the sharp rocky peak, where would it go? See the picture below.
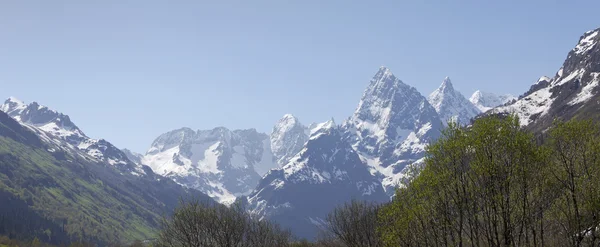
[439,76,454,92]
[343,67,443,195]
[351,67,434,125]
[0,97,145,175]
[427,77,480,126]
[1,97,83,135]
[362,66,406,98]
[270,114,309,166]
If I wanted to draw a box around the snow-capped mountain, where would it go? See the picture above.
[270,114,309,166]
[246,67,439,238]
[122,148,143,164]
[490,27,600,130]
[0,98,214,243]
[247,119,388,240]
[141,127,277,204]
[428,77,481,125]
[0,97,144,175]
[470,91,516,112]
[343,66,443,195]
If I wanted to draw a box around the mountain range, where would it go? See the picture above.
[1,26,597,243]
[0,98,212,244]
[0,70,512,241]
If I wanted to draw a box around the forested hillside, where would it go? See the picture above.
[378,116,600,246]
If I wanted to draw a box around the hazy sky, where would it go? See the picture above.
[1,1,599,153]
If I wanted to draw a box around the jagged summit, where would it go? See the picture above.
[357,66,407,103]
[537,76,551,84]
[429,77,456,111]
[344,67,443,195]
[439,76,454,92]
[3,96,25,107]
[349,67,439,152]
[572,28,599,56]
[1,97,27,117]
[248,116,387,239]
[271,114,309,166]
[0,97,144,175]
[142,125,277,204]
[492,27,600,129]
[309,118,336,136]
[428,77,480,126]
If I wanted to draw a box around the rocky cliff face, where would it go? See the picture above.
[270,114,309,167]
[491,28,600,131]
[246,119,388,240]
[343,67,443,195]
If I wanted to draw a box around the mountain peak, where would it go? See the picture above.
[370,66,399,88]
[1,97,26,114]
[4,96,24,105]
[572,28,599,55]
[428,77,480,126]
[428,77,457,111]
[441,76,452,87]
[281,113,297,120]
[437,76,455,94]
[271,114,309,166]
[378,65,391,73]
[537,76,551,84]
[276,114,300,129]
[309,118,336,137]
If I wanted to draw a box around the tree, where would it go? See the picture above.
[378,115,554,246]
[547,119,600,246]
[324,200,381,247]
[157,198,292,247]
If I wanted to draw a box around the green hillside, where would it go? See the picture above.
[0,112,209,245]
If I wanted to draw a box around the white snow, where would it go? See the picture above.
[38,122,76,139]
[569,73,600,105]
[554,68,585,86]
[230,145,247,168]
[143,146,187,175]
[492,85,554,126]
[573,30,598,55]
[309,119,336,140]
[470,90,516,112]
[108,158,127,166]
[270,179,286,190]
[427,77,482,126]
[254,139,277,176]
[0,97,26,114]
[360,154,409,192]
[196,142,222,174]
[206,181,236,205]
[536,76,551,85]
[309,119,336,135]
[356,181,378,196]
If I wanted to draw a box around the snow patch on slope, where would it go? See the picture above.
[469,91,516,112]
[569,73,600,105]
[573,30,598,55]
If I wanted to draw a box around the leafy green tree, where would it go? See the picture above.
[548,120,600,246]
[378,115,554,246]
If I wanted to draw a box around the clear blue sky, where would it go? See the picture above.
[1,1,599,153]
